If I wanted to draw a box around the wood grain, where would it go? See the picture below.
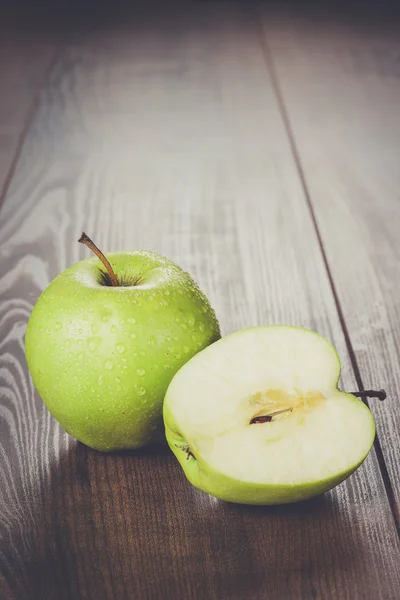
[259,2,400,518]
[1,3,399,599]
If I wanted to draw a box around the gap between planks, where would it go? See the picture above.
[0,47,64,214]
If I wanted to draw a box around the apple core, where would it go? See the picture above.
[250,388,325,424]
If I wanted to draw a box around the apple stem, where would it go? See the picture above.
[251,389,387,425]
[351,389,386,401]
[78,232,119,287]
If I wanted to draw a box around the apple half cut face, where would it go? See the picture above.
[164,326,376,504]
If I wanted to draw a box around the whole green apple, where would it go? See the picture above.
[25,234,220,451]
[164,325,377,504]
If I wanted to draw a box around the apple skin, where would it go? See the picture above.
[25,251,220,451]
[165,394,375,505]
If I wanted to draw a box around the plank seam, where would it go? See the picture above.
[0,44,64,214]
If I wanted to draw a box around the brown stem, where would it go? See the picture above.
[78,232,119,286]
[350,389,386,401]
[251,389,387,425]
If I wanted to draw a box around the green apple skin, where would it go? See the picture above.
[165,395,375,505]
[163,326,376,505]
[25,251,220,451]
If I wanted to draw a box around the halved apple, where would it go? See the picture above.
[164,326,376,504]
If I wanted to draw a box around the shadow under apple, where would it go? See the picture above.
[4,425,387,600]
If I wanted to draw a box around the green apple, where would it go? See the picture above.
[164,325,377,504]
[25,234,220,451]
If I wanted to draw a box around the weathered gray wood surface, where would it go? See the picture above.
[0,3,399,599]
[260,2,400,516]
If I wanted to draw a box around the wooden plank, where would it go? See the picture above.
[1,3,399,599]
[0,18,58,205]
[259,3,400,518]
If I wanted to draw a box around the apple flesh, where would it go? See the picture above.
[164,326,376,504]
[25,251,220,451]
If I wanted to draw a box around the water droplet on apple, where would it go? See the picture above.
[183,346,189,353]
[130,333,137,340]
[116,343,126,354]
[140,351,145,357]
[137,369,146,376]
[91,323,100,334]
[147,336,155,347]
[199,323,205,332]
[110,325,117,334]
[65,340,71,348]
[127,317,136,325]
[105,359,114,370]
[54,322,62,331]
[163,364,170,370]
[164,289,170,296]
[119,319,125,325]
[187,316,195,326]
[98,375,103,385]
[137,386,146,396]
[87,337,101,352]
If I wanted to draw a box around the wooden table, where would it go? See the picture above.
[1,2,400,598]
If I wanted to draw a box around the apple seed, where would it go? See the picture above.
[251,408,293,424]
